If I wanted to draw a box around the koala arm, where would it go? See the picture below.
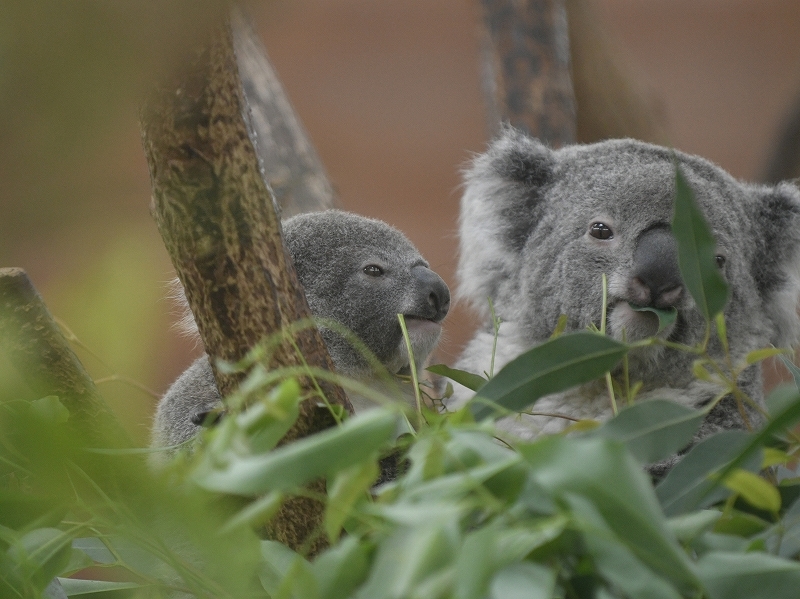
[150,355,221,464]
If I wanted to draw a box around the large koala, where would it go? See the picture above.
[152,210,450,454]
[448,127,800,445]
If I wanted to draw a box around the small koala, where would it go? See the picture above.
[448,127,800,448]
[152,210,450,454]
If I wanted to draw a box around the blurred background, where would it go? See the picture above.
[2,0,800,442]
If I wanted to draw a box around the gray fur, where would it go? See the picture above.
[152,210,449,457]
[449,127,800,444]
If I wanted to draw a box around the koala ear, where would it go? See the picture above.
[749,181,800,348]
[457,126,555,316]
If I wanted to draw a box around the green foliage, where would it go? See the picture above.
[6,165,800,597]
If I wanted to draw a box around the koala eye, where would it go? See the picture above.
[589,222,614,240]
[363,264,384,277]
[715,255,726,269]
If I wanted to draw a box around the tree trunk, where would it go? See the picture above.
[140,11,350,554]
[0,267,129,446]
[479,0,577,146]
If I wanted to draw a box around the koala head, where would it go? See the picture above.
[458,127,800,381]
[284,210,450,377]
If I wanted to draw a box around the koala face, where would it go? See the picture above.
[457,127,800,400]
[284,210,450,377]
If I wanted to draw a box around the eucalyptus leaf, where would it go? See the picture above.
[778,354,800,390]
[56,578,143,596]
[489,562,555,599]
[313,537,371,599]
[193,410,397,494]
[720,469,781,513]
[520,436,699,592]
[697,551,800,599]
[655,430,754,516]
[426,364,487,392]
[628,304,677,333]
[671,167,729,319]
[587,399,703,464]
[471,332,628,421]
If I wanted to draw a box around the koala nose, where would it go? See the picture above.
[412,265,451,322]
[629,226,683,309]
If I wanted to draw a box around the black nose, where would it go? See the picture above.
[629,227,683,309]
[412,265,450,322]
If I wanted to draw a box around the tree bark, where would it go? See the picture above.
[232,8,337,216]
[480,0,577,146]
[140,12,350,554]
[0,267,129,446]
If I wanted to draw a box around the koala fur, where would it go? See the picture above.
[448,127,800,448]
[152,210,450,454]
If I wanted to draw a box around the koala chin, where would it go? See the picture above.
[449,126,800,447]
[151,210,450,457]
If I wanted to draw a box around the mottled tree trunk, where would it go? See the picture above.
[480,0,667,147]
[0,268,129,446]
[140,12,349,554]
[480,0,577,146]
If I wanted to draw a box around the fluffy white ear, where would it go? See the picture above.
[457,127,555,318]
[750,181,800,348]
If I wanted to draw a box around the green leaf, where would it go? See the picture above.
[671,166,729,319]
[325,460,379,542]
[489,562,555,599]
[471,332,629,421]
[655,430,753,516]
[566,494,683,599]
[29,396,69,424]
[588,400,704,464]
[313,537,371,599]
[426,365,486,392]
[6,528,75,594]
[720,469,781,513]
[355,520,459,599]
[697,551,800,599]
[745,347,787,365]
[628,304,677,333]
[778,354,800,389]
[259,540,312,598]
[703,387,800,501]
[666,510,721,543]
[57,578,143,596]
[520,436,699,593]
[193,410,397,494]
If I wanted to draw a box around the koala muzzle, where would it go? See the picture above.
[629,226,683,309]
[410,265,451,323]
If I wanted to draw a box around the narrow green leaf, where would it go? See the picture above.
[656,430,751,516]
[703,387,800,501]
[489,562,555,599]
[720,469,781,513]
[588,399,704,464]
[628,304,677,333]
[325,460,379,542]
[671,167,729,319]
[56,578,143,596]
[520,436,699,592]
[471,332,629,421]
[426,364,487,392]
[313,537,371,599]
[193,410,397,494]
[778,354,800,389]
[666,510,721,543]
[745,347,787,365]
[697,551,800,599]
